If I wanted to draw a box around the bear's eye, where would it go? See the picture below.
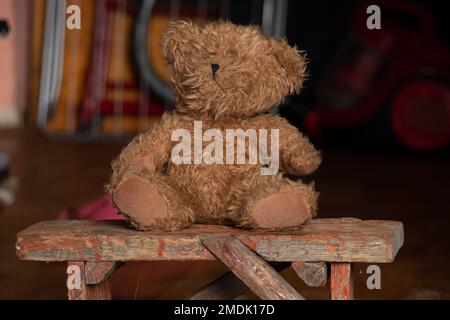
[211,64,220,78]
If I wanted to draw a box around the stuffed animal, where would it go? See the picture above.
[106,20,321,231]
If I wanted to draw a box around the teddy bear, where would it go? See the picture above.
[106,20,321,231]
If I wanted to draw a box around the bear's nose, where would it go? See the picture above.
[211,63,220,77]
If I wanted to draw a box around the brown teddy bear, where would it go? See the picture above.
[106,20,321,231]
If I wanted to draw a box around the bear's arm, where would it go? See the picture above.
[271,116,321,176]
[113,113,176,173]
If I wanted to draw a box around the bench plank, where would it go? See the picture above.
[16,218,404,263]
[85,261,123,285]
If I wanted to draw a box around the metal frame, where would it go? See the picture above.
[38,0,66,130]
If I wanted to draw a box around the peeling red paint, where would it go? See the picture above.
[241,239,257,251]
[157,239,165,257]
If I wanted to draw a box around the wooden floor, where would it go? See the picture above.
[1,128,449,299]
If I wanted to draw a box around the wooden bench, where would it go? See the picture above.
[16,218,404,300]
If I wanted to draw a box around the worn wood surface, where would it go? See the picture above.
[201,236,304,300]
[85,261,123,285]
[85,280,111,300]
[330,263,353,300]
[292,261,328,287]
[16,218,404,263]
[67,261,112,300]
[189,262,289,300]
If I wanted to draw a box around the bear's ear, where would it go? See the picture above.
[270,38,307,94]
[161,20,199,66]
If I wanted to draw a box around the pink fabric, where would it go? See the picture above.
[59,193,125,220]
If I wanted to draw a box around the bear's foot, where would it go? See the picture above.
[114,175,168,228]
[231,175,318,229]
[250,192,311,228]
[112,173,195,231]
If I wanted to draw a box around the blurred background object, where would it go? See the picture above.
[302,1,450,152]
[20,0,449,151]
[33,0,290,137]
[280,0,450,152]
[0,153,17,213]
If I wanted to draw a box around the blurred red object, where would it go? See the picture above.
[308,1,450,151]
[59,193,125,221]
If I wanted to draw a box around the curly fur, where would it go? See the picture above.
[106,20,321,231]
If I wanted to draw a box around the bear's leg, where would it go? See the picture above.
[110,170,195,231]
[230,175,318,229]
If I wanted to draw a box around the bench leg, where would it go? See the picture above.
[190,262,289,300]
[67,261,120,300]
[292,261,327,287]
[330,262,353,300]
[200,235,305,300]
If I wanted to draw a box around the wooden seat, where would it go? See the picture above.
[16,218,404,300]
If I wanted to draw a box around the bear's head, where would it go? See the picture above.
[162,20,306,119]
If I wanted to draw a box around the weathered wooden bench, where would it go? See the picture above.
[16,218,403,300]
